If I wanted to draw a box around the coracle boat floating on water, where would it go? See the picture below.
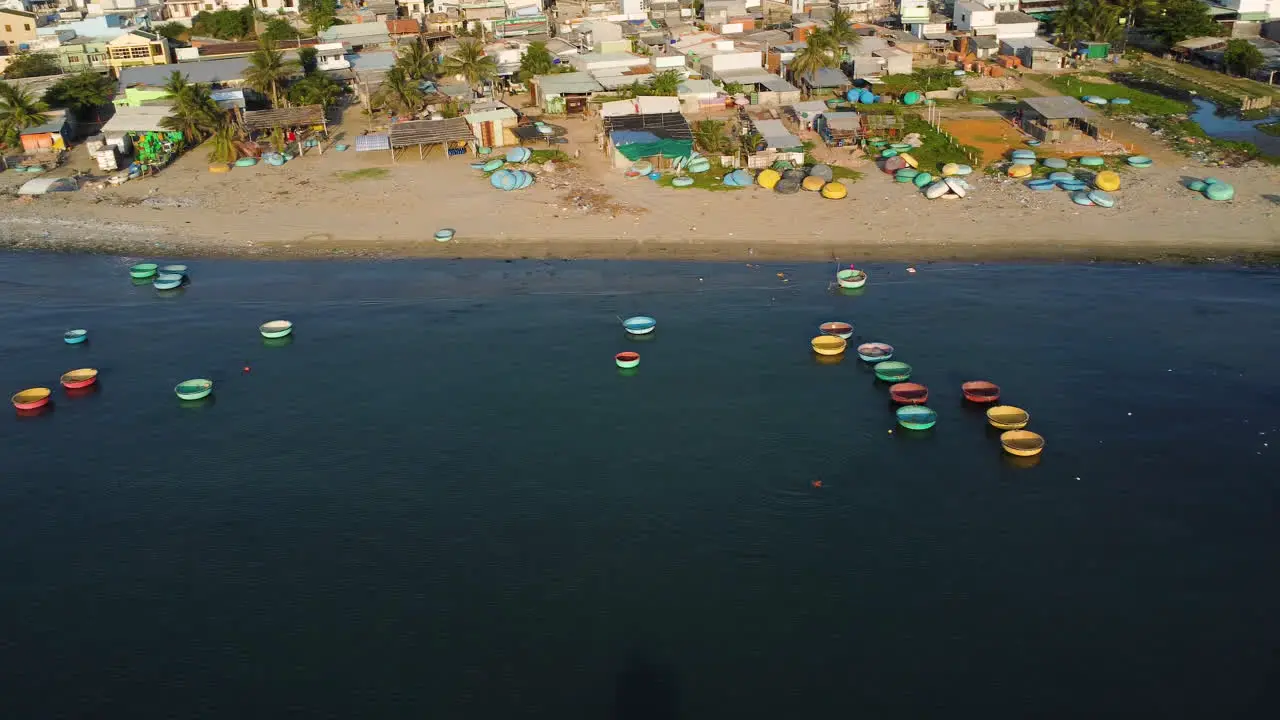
[64,328,88,345]
[874,361,912,382]
[856,342,894,362]
[12,387,52,410]
[259,320,293,339]
[889,382,929,405]
[986,405,1030,430]
[962,381,1001,403]
[129,263,158,279]
[1000,430,1045,457]
[615,351,640,369]
[819,321,853,339]
[836,268,867,289]
[896,405,937,430]
[160,264,188,277]
[810,335,847,356]
[153,273,184,290]
[60,368,98,389]
[621,316,656,335]
[175,379,213,401]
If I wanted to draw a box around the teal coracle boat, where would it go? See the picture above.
[175,378,213,400]
[874,360,912,381]
[621,316,656,334]
[153,273,183,290]
[64,328,88,344]
[896,405,937,430]
[434,228,455,242]
[259,320,293,338]
[161,264,188,276]
[129,263,158,279]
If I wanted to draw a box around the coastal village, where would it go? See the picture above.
[0,0,1278,259]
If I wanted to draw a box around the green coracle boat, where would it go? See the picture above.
[175,378,213,401]
[874,361,912,382]
[130,263,159,279]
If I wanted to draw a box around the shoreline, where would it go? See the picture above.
[4,217,1278,266]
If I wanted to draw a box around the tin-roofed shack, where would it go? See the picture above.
[814,111,860,147]
[1016,96,1098,143]
[531,72,603,115]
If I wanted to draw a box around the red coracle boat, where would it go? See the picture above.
[961,381,1001,403]
[12,387,52,410]
[60,368,99,389]
[889,382,929,405]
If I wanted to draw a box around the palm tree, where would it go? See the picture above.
[442,39,498,98]
[244,37,300,108]
[397,38,439,83]
[788,31,839,97]
[1087,2,1125,45]
[825,7,861,58]
[160,82,221,144]
[647,70,681,96]
[1053,0,1092,46]
[0,83,51,150]
[206,116,243,163]
[1108,0,1156,50]
[163,69,190,99]
[692,119,727,154]
[374,66,425,116]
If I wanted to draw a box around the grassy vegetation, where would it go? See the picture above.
[1258,121,1280,137]
[1044,74,1189,116]
[829,166,864,183]
[528,149,572,164]
[1134,56,1280,103]
[336,168,390,182]
[901,115,981,172]
[656,161,738,192]
[1145,115,1274,164]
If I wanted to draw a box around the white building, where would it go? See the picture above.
[898,0,929,23]
[954,2,1038,39]
[967,0,1020,10]
[1220,0,1280,21]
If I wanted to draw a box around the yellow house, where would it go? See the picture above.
[0,8,39,52]
[106,30,171,76]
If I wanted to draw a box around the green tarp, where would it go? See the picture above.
[614,138,693,161]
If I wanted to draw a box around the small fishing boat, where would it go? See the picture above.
[153,273,184,290]
[874,361,912,382]
[160,264,188,276]
[621,316,657,335]
[64,328,88,345]
[856,342,894,362]
[836,268,867,289]
[175,378,213,401]
[60,368,99,389]
[259,320,293,338]
[819,321,853,339]
[12,387,52,410]
[961,381,1001,403]
[129,263,158,279]
[434,228,454,242]
[615,351,640,369]
[889,382,929,405]
[1000,430,1045,457]
[896,405,937,430]
[811,335,847,356]
[986,405,1030,430]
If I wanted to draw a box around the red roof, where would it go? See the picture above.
[386,19,420,35]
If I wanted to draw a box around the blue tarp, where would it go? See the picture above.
[609,130,662,146]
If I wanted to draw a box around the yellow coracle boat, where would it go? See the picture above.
[820,182,847,199]
[1000,430,1045,457]
[986,405,1030,430]
[810,335,847,356]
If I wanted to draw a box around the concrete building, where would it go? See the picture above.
[1000,35,1063,69]
[56,38,113,73]
[0,8,37,52]
[106,28,171,75]
[955,2,1039,39]
[672,33,763,79]
[898,0,929,23]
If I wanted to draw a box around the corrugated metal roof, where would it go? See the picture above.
[100,106,172,134]
[1021,95,1095,120]
[119,58,250,90]
[534,71,603,95]
[603,112,692,140]
[800,67,850,88]
[752,118,802,149]
[320,23,392,43]
[677,79,719,95]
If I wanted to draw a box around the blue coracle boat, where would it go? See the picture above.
[153,273,184,290]
[621,316,657,335]
[896,405,937,430]
[64,328,88,344]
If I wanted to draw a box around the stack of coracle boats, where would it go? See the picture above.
[10,264,297,414]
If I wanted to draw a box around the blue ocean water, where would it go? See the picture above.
[1,254,1277,718]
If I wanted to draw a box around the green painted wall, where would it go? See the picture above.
[115,87,171,108]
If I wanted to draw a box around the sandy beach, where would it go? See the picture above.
[3,107,1279,264]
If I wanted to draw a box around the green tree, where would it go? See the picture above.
[1086,1,1125,44]
[374,66,425,115]
[825,7,862,57]
[159,74,222,144]
[207,116,243,163]
[397,37,439,82]
[1223,38,1265,77]
[518,40,554,81]
[1146,0,1221,46]
[788,31,839,96]
[302,0,338,35]
[42,71,116,119]
[244,36,301,107]
[1053,0,1092,45]
[262,17,302,42]
[692,118,727,154]
[299,46,319,75]
[646,69,681,96]
[155,22,189,42]
[2,52,61,80]
[287,72,344,106]
[0,83,51,149]
[442,39,498,97]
